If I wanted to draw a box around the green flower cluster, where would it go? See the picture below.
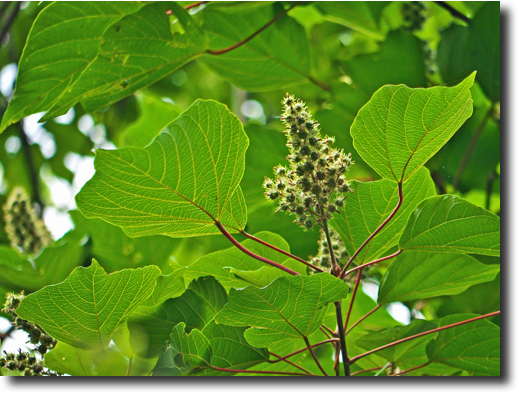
[0,350,57,376]
[263,94,354,230]
[3,187,52,254]
[402,1,427,32]
[310,227,348,272]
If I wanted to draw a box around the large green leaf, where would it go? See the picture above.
[128,276,227,358]
[350,72,475,183]
[184,231,306,291]
[0,2,143,132]
[76,99,248,237]
[399,195,500,256]
[0,241,83,292]
[197,2,311,91]
[438,2,500,102]
[426,314,500,376]
[316,2,388,39]
[70,210,177,273]
[153,321,269,376]
[215,273,349,347]
[16,260,160,350]
[378,252,500,304]
[330,167,435,264]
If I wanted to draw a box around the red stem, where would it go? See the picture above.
[349,311,500,365]
[343,269,362,332]
[216,222,299,276]
[351,364,392,376]
[184,1,208,10]
[341,183,403,278]
[241,231,323,272]
[270,338,339,364]
[210,366,312,376]
[206,2,302,55]
[346,305,381,335]
[391,361,431,376]
[304,336,328,376]
[343,250,403,278]
[269,352,313,375]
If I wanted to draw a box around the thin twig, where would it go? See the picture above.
[321,324,335,337]
[351,364,393,376]
[206,2,302,55]
[184,1,208,10]
[334,301,350,376]
[269,352,313,375]
[342,250,403,278]
[241,230,323,272]
[453,107,493,190]
[303,336,328,376]
[391,361,431,376]
[210,365,313,376]
[0,325,15,341]
[270,339,339,364]
[346,305,381,335]
[349,311,500,365]
[216,222,299,276]
[341,183,403,277]
[343,270,362,332]
[0,1,20,46]
[434,1,470,24]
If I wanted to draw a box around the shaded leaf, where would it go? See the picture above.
[330,167,436,264]
[76,99,248,237]
[426,314,500,376]
[16,260,160,350]
[399,195,500,256]
[351,72,475,182]
[215,273,349,347]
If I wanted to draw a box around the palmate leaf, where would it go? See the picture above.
[399,195,500,256]
[0,2,143,132]
[350,72,475,183]
[426,314,500,376]
[153,321,269,376]
[329,167,435,264]
[15,260,160,350]
[215,273,349,347]
[378,251,500,304]
[76,99,248,238]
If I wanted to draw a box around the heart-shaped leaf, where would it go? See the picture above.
[399,195,500,256]
[76,99,248,238]
[350,72,475,183]
[16,260,160,350]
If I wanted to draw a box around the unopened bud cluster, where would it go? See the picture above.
[3,187,52,254]
[263,94,354,230]
[310,228,348,272]
[2,292,57,356]
[402,1,426,32]
[0,349,57,376]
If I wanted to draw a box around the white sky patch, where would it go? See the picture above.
[0,63,17,97]
[5,135,21,155]
[386,302,411,325]
[53,107,75,125]
[43,206,74,240]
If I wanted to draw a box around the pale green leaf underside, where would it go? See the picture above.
[399,195,500,256]
[378,251,500,304]
[351,72,475,183]
[215,273,349,347]
[16,260,160,350]
[426,314,500,376]
[76,100,249,238]
[330,167,435,264]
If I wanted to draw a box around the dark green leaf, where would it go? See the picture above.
[16,260,160,350]
[330,167,436,264]
[76,100,248,237]
[399,195,500,256]
[351,73,475,182]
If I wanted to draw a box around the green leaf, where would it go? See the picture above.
[153,321,269,376]
[148,267,187,306]
[438,2,500,102]
[55,2,207,116]
[215,273,349,347]
[350,72,475,183]
[399,195,500,256]
[316,2,387,39]
[16,260,160,350]
[76,99,248,238]
[197,3,311,91]
[0,241,84,292]
[184,231,305,290]
[128,276,227,358]
[330,167,436,264]
[118,91,181,148]
[70,210,177,273]
[0,2,144,132]
[378,251,500,304]
[426,314,500,376]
